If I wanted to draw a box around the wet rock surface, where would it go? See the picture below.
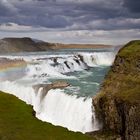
[33,81,70,94]
[33,81,70,100]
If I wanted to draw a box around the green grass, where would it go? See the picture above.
[119,40,140,58]
[0,91,93,140]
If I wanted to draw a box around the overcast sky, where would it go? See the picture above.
[0,0,140,44]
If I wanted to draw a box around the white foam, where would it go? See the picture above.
[79,52,115,67]
[35,89,99,133]
[0,81,36,105]
[24,52,115,79]
[0,81,100,133]
[0,50,115,133]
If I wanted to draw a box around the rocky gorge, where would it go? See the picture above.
[0,38,139,140]
[93,40,140,140]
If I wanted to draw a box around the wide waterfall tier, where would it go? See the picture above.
[0,49,117,133]
[0,81,99,133]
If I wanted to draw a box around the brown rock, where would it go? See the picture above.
[33,81,70,99]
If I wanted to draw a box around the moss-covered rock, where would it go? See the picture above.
[93,40,140,140]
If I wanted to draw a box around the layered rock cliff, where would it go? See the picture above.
[93,40,140,140]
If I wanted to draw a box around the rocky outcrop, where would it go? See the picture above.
[93,40,140,140]
[33,81,70,98]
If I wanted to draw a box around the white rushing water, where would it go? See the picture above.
[0,50,116,133]
[0,81,99,133]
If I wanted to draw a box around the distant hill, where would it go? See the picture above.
[47,43,113,49]
[0,37,112,53]
[0,37,53,53]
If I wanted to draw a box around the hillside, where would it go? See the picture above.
[93,40,140,140]
[0,37,112,53]
[0,37,53,53]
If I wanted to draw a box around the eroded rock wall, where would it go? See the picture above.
[93,40,140,140]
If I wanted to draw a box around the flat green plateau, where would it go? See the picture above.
[0,91,92,140]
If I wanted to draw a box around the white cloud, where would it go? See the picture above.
[0,29,139,45]
[0,0,139,45]
[0,23,32,31]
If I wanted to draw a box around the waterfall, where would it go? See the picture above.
[0,81,100,133]
[24,52,115,78]
[0,50,116,133]
[35,89,98,133]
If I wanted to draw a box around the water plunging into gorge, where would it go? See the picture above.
[0,48,117,133]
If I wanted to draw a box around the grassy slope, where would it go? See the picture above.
[99,40,140,104]
[0,91,92,140]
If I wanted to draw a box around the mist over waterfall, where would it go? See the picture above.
[0,81,99,133]
[0,49,116,133]
[35,89,97,132]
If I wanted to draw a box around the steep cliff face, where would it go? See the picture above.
[93,40,140,140]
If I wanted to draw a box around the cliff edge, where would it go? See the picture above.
[93,40,140,140]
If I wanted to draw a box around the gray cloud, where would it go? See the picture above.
[123,0,140,13]
[0,0,139,30]
[0,0,140,45]
[0,0,17,16]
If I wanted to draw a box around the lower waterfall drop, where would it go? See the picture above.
[35,89,100,133]
[0,81,100,133]
[0,49,117,133]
